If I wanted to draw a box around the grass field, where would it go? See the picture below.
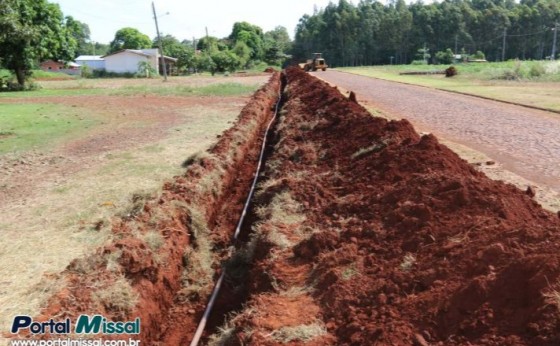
[0,104,99,154]
[0,74,269,337]
[339,60,560,112]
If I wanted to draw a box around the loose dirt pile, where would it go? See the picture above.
[213,67,560,345]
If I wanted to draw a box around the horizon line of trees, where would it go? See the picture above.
[292,0,560,67]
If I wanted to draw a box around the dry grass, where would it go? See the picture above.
[400,253,417,271]
[92,274,139,318]
[141,231,164,252]
[269,322,327,343]
[351,140,389,159]
[179,205,214,301]
[253,191,306,250]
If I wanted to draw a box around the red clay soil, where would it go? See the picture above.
[12,73,281,344]
[223,67,560,345]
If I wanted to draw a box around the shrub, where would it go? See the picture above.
[529,63,545,78]
[411,60,428,65]
[470,50,486,60]
[81,65,92,78]
[436,48,454,64]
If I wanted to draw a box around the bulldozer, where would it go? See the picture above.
[299,53,328,72]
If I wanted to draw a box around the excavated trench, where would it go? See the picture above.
[22,67,560,346]
[27,72,284,345]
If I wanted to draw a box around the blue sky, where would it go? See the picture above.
[52,0,336,44]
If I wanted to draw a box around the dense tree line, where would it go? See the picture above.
[293,0,560,67]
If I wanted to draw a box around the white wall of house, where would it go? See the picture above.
[104,51,153,74]
[140,49,159,68]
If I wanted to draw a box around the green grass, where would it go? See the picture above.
[0,103,99,154]
[339,60,560,112]
[31,70,77,80]
[0,81,261,98]
[110,82,260,97]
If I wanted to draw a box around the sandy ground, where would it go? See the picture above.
[316,71,560,213]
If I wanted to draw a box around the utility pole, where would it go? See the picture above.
[502,28,507,62]
[552,23,558,60]
[152,1,167,81]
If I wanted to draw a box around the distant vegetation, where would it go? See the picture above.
[293,0,560,67]
[2,0,559,89]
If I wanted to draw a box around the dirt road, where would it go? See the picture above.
[317,70,560,196]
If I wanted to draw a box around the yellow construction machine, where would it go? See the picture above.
[299,53,328,72]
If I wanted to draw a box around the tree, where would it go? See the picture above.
[264,26,292,66]
[152,34,187,58]
[229,22,265,60]
[65,16,90,57]
[0,0,77,88]
[176,47,196,73]
[109,27,151,53]
[232,41,251,68]
[210,50,240,74]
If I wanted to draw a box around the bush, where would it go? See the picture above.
[92,69,136,78]
[529,63,545,78]
[80,65,92,78]
[411,60,428,65]
[470,50,486,60]
[436,49,454,64]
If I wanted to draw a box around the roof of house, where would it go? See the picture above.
[75,55,104,61]
[100,49,178,62]
[161,56,178,62]
[68,62,81,67]
[101,49,152,59]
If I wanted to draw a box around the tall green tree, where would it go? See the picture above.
[65,16,90,57]
[152,34,188,58]
[229,21,265,60]
[293,0,560,65]
[0,0,76,88]
[109,27,151,53]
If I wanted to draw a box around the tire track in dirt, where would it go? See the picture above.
[317,70,560,193]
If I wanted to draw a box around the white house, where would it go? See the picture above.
[75,55,105,70]
[102,49,178,75]
[102,49,159,74]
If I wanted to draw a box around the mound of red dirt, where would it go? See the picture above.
[225,67,560,345]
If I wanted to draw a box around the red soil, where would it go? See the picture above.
[225,67,560,345]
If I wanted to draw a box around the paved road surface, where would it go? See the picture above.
[317,70,560,192]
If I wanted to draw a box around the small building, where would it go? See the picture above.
[40,60,81,75]
[102,49,159,74]
[75,55,106,70]
[102,49,178,75]
[40,60,65,71]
